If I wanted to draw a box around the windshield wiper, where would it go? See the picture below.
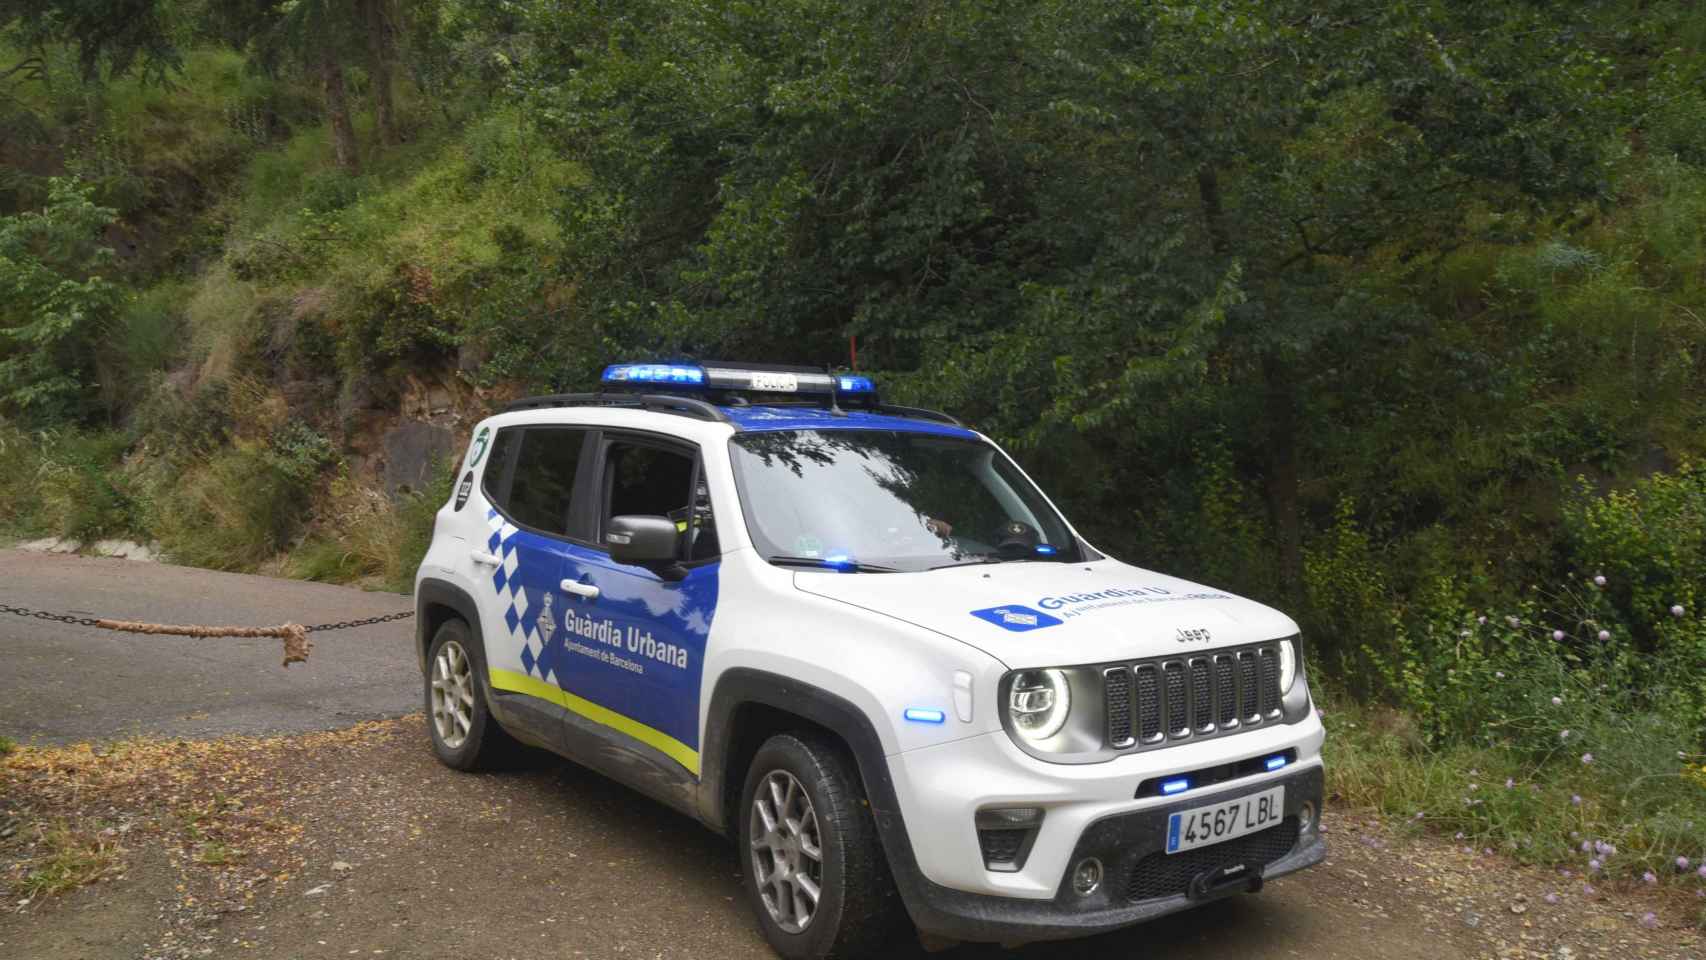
[765,555,899,573]
[926,554,1058,571]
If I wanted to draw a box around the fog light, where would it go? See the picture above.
[1299,801,1316,833]
[982,806,1043,826]
[1072,857,1103,896]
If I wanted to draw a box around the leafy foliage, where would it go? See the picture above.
[0,178,121,421]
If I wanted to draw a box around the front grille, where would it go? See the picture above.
[1104,668,1133,746]
[1124,817,1300,903]
[1102,641,1288,752]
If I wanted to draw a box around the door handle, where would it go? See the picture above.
[470,550,501,567]
[560,578,601,600]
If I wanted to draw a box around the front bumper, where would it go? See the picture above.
[891,764,1326,943]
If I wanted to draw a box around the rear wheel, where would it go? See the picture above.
[738,733,904,959]
[424,619,514,770]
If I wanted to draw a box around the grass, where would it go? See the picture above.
[0,735,15,757]
[1324,696,1706,892]
[13,822,123,898]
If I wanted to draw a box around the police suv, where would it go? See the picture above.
[413,362,1325,958]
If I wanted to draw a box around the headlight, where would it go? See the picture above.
[1008,669,1071,740]
[1278,639,1298,693]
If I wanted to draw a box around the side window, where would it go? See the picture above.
[480,427,519,509]
[503,427,588,537]
[602,440,704,558]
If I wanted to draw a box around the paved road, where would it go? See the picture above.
[0,549,418,744]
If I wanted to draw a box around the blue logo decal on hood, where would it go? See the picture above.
[970,605,1064,632]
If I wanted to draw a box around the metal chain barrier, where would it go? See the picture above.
[0,602,413,668]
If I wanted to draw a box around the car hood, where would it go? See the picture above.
[792,559,1298,669]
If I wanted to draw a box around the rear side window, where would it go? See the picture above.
[487,426,589,537]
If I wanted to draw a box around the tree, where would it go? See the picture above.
[217,0,370,171]
[0,0,181,82]
[0,178,122,421]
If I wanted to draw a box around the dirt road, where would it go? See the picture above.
[0,553,1700,959]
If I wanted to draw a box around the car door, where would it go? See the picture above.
[474,425,597,720]
[555,432,720,777]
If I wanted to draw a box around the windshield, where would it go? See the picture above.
[728,430,1080,572]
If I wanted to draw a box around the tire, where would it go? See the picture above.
[738,732,905,959]
[423,618,516,770]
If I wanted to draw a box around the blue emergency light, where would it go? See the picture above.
[904,707,947,724]
[602,363,707,386]
[1160,777,1192,796]
[1264,754,1289,772]
[600,362,876,400]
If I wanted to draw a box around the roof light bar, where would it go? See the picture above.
[601,362,877,399]
[601,363,707,386]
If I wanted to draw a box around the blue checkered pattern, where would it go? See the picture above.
[485,508,578,689]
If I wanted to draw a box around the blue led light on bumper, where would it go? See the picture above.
[1160,777,1192,796]
[601,363,707,386]
[1265,754,1289,771]
[1034,544,1058,556]
[821,554,858,573]
[904,708,946,724]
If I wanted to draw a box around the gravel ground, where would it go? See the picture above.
[1,719,1700,960]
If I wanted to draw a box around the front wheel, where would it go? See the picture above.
[737,733,904,959]
[424,619,514,770]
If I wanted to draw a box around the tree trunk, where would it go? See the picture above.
[320,58,359,172]
[1262,350,1304,607]
[364,0,399,145]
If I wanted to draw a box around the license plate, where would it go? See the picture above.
[1166,786,1285,854]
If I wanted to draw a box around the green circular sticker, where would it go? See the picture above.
[468,426,491,467]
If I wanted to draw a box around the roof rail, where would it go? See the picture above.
[501,392,728,422]
[875,403,965,428]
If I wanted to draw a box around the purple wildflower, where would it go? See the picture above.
[1582,884,1596,895]
[1676,856,1689,870]
[1593,575,1606,587]
[1461,846,1474,855]
[1580,840,1592,853]
[1551,696,1563,706]
[1581,752,1594,765]
[1505,778,1514,789]
[1560,868,1573,878]
[1455,832,1465,840]
[1597,629,1611,641]
[1672,604,1685,617]
[1588,858,1601,872]
[1495,670,1505,679]
[1560,729,1571,740]
[1644,871,1658,884]
[1477,615,1487,625]
[1640,912,1659,929]
[1544,892,1559,905]
[1697,864,1706,879]
[1571,794,1582,806]
[1552,629,1565,642]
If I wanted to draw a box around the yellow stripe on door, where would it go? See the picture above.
[487,667,701,776]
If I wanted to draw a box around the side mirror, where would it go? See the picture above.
[606,515,681,569]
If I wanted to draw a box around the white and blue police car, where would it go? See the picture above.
[413,362,1325,958]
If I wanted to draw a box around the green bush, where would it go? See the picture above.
[1564,466,1706,734]
[153,423,338,570]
